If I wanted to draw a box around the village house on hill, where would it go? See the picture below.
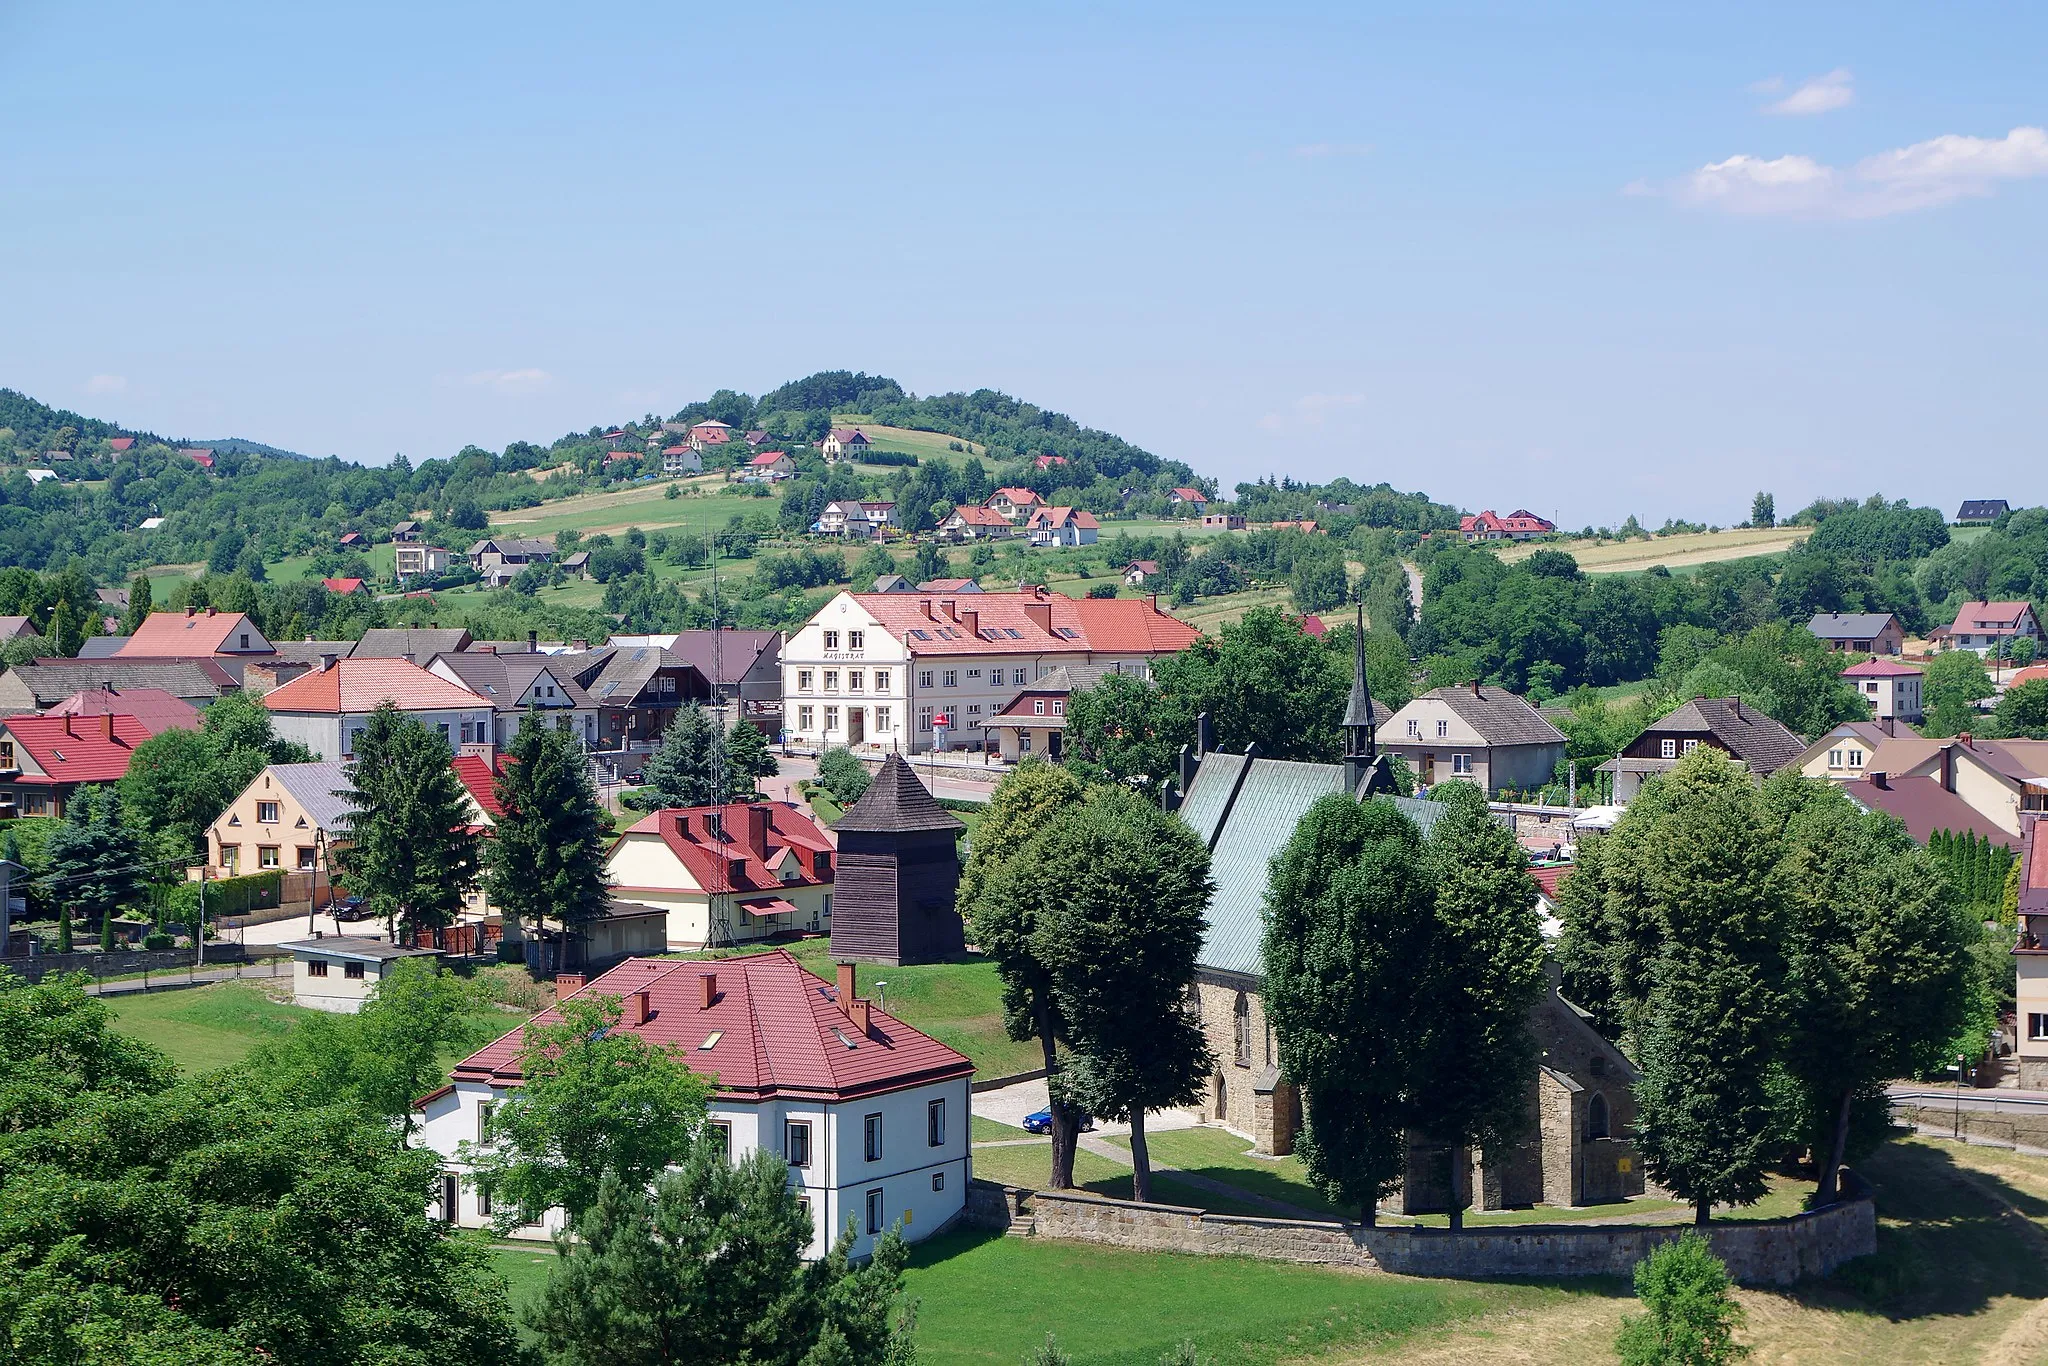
[1807,612,1906,657]
[820,427,871,461]
[260,656,494,762]
[1377,683,1566,796]
[468,537,554,588]
[0,712,155,819]
[1947,600,2042,657]
[117,606,274,657]
[1957,499,2010,525]
[1460,509,1556,542]
[1599,696,1806,804]
[417,954,973,1258]
[1842,658,1924,723]
[780,587,1200,755]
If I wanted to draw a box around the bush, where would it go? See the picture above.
[143,932,174,951]
[1086,583,1119,598]
[150,871,284,923]
[1615,1231,1748,1365]
[816,747,871,806]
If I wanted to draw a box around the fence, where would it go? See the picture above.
[2,945,287,992]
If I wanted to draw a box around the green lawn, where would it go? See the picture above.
[1098,1127,1349,1219]
[487,477,747,539]
[104,982,309,1072]
[972,1114,1030,1143]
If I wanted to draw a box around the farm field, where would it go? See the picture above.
[1498,526,1808,574]
[488,476,751,539]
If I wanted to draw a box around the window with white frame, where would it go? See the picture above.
[848,671,863,692]
[824,707,839,733]
[1033,699,1046,715]
[874,669,890,691]
[1437,719,1448,739]
[798,669,813,691]
[2031,1013,2048,1041]
[1682,739,1699,754]
[1013,668,1027,685]
[919,707,933,731]
[798,705,814,730]
[1451,755,1472,775]
[824,670,839,692]
[942,670,957,687]
[1052,699,1064,716]
[865,1188,885,1235]
[848,630,864,650]
[1406,719,1419,738]
[1828,749,1842,767]
[919,670,934,689]
[967,668,981,680]
[1848,749,1864,768]
[785,1120,812,1167]
[823,631,839,650]
[257,801,280,824]
[1660,739,1677,759]
[875,706,891,731]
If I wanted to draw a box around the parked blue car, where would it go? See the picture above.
[1021,1108,1095,1135]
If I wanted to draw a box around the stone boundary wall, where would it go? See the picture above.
[1897,1103,2048,1153]
[965,1178,1874,1287]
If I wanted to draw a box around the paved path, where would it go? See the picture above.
[971,1076,1197,1138]
[769,755,999,805]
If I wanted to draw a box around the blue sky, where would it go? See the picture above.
[3,2,2043,525]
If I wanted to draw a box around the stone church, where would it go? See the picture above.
[1170,613,1644,1213]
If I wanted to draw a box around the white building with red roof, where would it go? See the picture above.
[417,952,973,1255]
[1026,505,1099,547]
[261,656,494,762]
[1842,657,1924,723]
[606,802,838,949]
[1949,600,2042,656]
[937,505,1016,541]
[983,487,1043,523]
[1460,509,1557,542]
[782,587,1202,754]
[744,450,796,479]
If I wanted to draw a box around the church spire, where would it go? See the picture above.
[1343,603,1376,761]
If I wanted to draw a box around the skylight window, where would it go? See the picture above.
[1003,629,1023,639]
[830,1028,860,1050]
[699,1031,723,1051]
[909,629,930,641]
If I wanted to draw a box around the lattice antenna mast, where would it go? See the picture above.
[707,549,732,948]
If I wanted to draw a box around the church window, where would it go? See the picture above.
[1232,992,1251,1067]
[1585,1092,1610,1141]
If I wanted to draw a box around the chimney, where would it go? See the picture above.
[1870,771,1888,789]
[941,599,957,621]
[1941,744,1956,793]
[958,607,978,637]
[527,629,538,654]
[1024,600,1053,634]
[1147,592,1159,613]
[100,713,113,741]
[700,973,717,1010]
[851,996,873,1034]
[205,605,217,617]
[573,639,589,651]
[63,715,74,738]
[629,989,652,1025]
[184,605,197,618]
[745,803,770,857]
[319,653,337,672]
[836,961,856,1009]
[1879,716,1895,737]
[557,972,585,992]
[1730,696,1742,720]
[920,599,936,620]
[1960,732,1975,749]
[1197,710,1215,756]
[1470,679,1482,698]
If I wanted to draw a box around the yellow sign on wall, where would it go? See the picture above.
[1617,1156,1633,1174]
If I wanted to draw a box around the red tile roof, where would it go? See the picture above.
[1462,509,1557,536]
[1033,454,1068,469]
[1843,658,1922,678]
[1171,487,1206,502]
[748,450,789,466]
[851,589,1201,657]
[117,609,265,657]
[262,657,488,714]
[452,753,514,819]
[1299,614,1328,638]
[1952,601,2038,634]
[1,713,153,784]
[2009,665,2048,690]
[1528,864,1572,902]
[44,687,200,736]
[1030,506,1099,531]
[448,950,971,1100]
[988,488,1041,506]
[109,437,135,451]
[949,506,1011,527]
[612,802,835,898]
[320,577,367,595]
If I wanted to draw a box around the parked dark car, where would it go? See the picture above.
[331,896,372,923]
[1022,1108,1095,1135]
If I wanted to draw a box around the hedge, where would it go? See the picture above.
[149,871,285,923]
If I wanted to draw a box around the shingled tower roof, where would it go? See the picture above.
[832,754,965,834]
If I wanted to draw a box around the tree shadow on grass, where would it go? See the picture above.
[1791,1138,2048,1322]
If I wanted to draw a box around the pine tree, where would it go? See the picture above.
[723,717,779,796]
[99,907,114,953]
[631,704,725,810]
[1262,794,1436,1225]
[1411,780,1547,1232]
[333,704,482,941]
[487,715,610,972]
[1021,790,1215,1202]
[120,574,153,634]
[1613,748,1788,1224]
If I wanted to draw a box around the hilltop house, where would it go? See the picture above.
[937,506,1015,541]
[468,538,555,588]
[116,607,274,657]
[661,445,703,476]
[395,544,452,579]
[1808,612,1905,657]
[260,657,494,762]
[1027,506,1098,547]
[1460,509,1556,542]
[392,520,420,542]
[416,953,973,1258]
[1377,684,1567,796]
[208,760,353,879]
[1123,560,1160,586]
[1169,488,1207,513]
[1958,500,2010,525]
[821,428,870,461]
[1201,513,1247,531]
[818,500,898,539]
[1948,600,2042,657]
[984,488,1042,523]
[604,802,836,949]
[687,420,733,451]
[745,450,796,480]
[1600,697,1808,804]
[780,587,1200,755]
[1843,658,1924,723]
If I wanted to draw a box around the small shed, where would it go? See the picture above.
[276,935,441,1013]
[829,755,965,966]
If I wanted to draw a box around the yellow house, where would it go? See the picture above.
[604,802,836,950]
[208,760,352,879]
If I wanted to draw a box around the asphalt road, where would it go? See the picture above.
[767,754,997,805]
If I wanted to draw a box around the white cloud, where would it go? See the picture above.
[83,373,127,395]
[463,367,552,394]
[1656,126,2048,218]
[1765,68,1853,116]
[1258,392,1365,432]
[1291,142,1371,159]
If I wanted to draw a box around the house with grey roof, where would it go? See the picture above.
[1600,696,1809,804]
[205,760,355,882]
[560,646,714,754]
[467,537,555,587]
[0,659,237,713]
[427,651,597,749]
[1957,499,2009,525]
[1377,683,1567,797]
[352,627,472,660]
[1807,611,1904,656]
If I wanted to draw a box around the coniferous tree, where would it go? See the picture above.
[488,714,610,971]
[334,703,482,941]
[1776,784,1975,1203]
[1012,789,1215,1201]
[119,574,152,634]
[963,759,1088,1187]
[1262,795,1435,1225]
[1610,748,1788,1224]
[1411,780,1547,1232]
[724,717,780,794]
[43,785,142,927]
[630,704,726,810]
[1614,1230,1747,1365]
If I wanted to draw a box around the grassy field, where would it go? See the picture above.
[104,981,309,1071]
[1498,526,1808,575]
[488,476,751,539]
[830,419,989,464]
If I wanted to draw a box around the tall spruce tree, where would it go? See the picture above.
[43,785,142,926]
[1261,795,1435,1225]
[487,714,610,971]
[1776,783,1975,1202]
[1411,780,1546,1232]
[724,717,780,794]
[962,759,1088,1187]
[631,704,726,810]
[1610,748,1788,1224]
[119,574,152,634]
[1018,789,1215,1201]
[334,703,482,941]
